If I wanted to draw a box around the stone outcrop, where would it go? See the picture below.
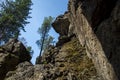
[38,37,101,80]
[5,37,102,80]
[4,61,44,80]
[0,39,31,80]
[65,0,120,80]
[52,14,70,36]
[2,38,31,62]
[52,0,120,80]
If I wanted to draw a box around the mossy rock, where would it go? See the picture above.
[56,37,98,80]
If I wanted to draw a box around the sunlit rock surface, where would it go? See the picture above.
[67,0,119,80]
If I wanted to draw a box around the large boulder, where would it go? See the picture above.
[0,38,31,80]
[52,14,70,36]
[2,38,31,62]
[0,48,19,80]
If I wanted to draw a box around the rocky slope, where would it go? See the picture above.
[0,36,102,80]
[0,0,120,80]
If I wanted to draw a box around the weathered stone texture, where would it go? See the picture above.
[67,0,120,80]
[0,39,31,80]
[52,14,70,36]
[5,37,101,80]
[5,61,44,80]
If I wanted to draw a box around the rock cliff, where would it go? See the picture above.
[53,0,120,79]
[0,0,120,80]
[66,0,120,80]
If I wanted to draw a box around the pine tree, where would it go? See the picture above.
[0,0,32,44]
[36,16,54,57]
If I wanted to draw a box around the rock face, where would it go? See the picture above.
[52,14,70,36]
[52,0,120,80]
[66,0,120,80]
[5,37,102,80]
[38,37,101,80]
[0,39,31,80]
[3,38,31,62]
[4,61,44,80]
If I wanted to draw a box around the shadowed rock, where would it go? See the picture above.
[0,38,31,80]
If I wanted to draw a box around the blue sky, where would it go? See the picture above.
[20,0,68,64]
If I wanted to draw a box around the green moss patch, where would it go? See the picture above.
[58,37,98,79]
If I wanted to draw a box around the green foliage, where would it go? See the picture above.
[44,36,54,48]
[43,61,47,64]
[37,16,53,36]
[36,36,54,50]
[36,16,54,56]
[0,0,32,44]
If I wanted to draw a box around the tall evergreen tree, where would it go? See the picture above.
[36,36,54,52]
[36,16,54,57]
[44,36,54,49]
[0,0,32,44]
